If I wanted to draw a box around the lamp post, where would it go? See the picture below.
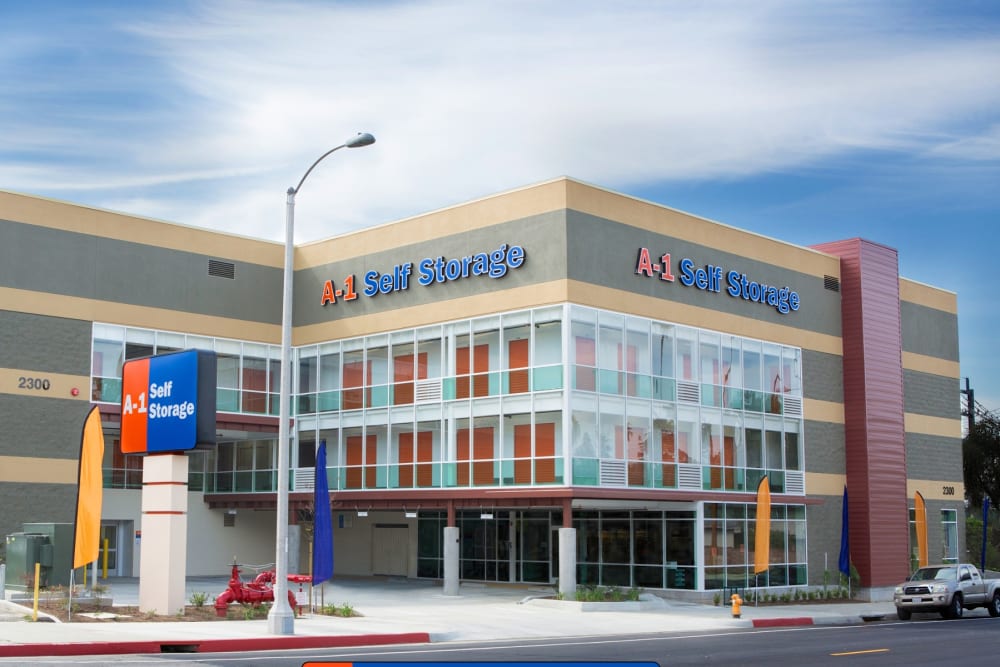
[268,132,375,635]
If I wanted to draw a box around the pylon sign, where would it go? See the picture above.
[120,349,217,453]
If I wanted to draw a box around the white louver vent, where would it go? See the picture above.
[677,381,700,403]
[415,379,442,403]
[292,467,314,492]
[783,396,802,417]
[600,460,627,486]
[785,471,805,495]
[677,464,701,490]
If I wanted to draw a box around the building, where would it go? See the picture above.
[0,178,962,598]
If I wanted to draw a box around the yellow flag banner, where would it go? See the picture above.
[754,475,771,575]
[914,491,928,568]
[73,406,106,569]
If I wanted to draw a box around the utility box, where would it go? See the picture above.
[4,533,51,590]
[23,523,74,587]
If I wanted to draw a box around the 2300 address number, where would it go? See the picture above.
[18,376,51,391]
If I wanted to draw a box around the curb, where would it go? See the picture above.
[0,632,431,658]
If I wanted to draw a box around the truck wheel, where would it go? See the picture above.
[989,593,1000,618]
[896,608,911,621]
[943,595,963,619]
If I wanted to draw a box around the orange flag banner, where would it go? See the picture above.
[73,406,106,569]
[914,491,928,568]
[754,476,771,575]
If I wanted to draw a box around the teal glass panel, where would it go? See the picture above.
[629,373,651,398]
[766,393,782,414]
[723,387,743,409]
[96,377,122,402]
[254,470,274,491]
[701,384,721,407]
[441,377,456,400]
[598,369,621,394]
[746,468,766,491]
[442,461,458,487]
[743,390,764,412]
[500,459,515,485]
[488,371,502,396]
[234,471,254,492]
[533,365,563,390]
[768,470,785,493]
[653,377,675,401]
[370,384,389,408]
[217,388,239,412]
[296,393,315,416]
[317,390,340,411]
[573,458,599,485]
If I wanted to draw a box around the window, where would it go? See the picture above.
[941,510,958,564]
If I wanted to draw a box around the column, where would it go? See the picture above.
[139,453,188,615]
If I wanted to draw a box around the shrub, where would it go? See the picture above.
[713,592,721,606]
[190,591,209,607]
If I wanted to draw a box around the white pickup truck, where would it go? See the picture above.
[894,563,1000,620]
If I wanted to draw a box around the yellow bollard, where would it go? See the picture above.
[32,562,40,622]
[731,593,743,618]
[102,538,109,579]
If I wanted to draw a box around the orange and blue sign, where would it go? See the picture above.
[120,349,217,453]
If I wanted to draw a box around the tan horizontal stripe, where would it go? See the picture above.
[804,472,847,497]
[0,286,281,344]
[804,399,845,424]
[905,413,962,439]
[899,278,957,314]
[298,179,570,268]
[902,351,960,379]
[0,367,90,401]
[908,480,965,502]
[566,280,843,355]
[564,179,842,279]
[1,190,282,267]
[0,456,78,484]
[298,179,843,281]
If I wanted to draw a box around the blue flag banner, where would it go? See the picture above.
[312,441,333,585]
[838,486,850,578]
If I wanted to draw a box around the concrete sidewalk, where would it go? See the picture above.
[0,576,914,659]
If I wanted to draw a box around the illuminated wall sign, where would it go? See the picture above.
[635,247,800,314]
[321,243,526,306]
[120,349,217,453]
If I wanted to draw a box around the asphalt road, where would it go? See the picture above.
[10,616,1000,667]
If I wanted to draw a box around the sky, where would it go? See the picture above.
[2,1,999,409]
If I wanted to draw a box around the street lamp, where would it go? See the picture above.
[268,132,375,635]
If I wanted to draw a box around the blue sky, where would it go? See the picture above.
[2,1,999,409]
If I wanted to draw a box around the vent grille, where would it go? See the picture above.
[209,259,236,279]
[223,512,236,527]
[824,275,840,292]
[677,381,700,403]
[600,460,627,486]
[677,464,702,490]
[785,471,805,495]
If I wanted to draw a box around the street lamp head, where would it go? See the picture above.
[345,132,375,148]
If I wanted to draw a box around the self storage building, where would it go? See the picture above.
[0,178,962,598]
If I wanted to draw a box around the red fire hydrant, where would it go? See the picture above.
[731,593,743,618]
